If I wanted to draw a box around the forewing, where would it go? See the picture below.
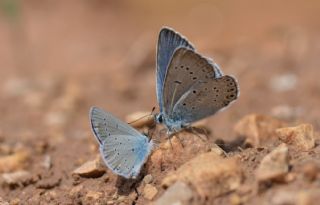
[157,27,194,111]
[172,75,239,124]
[100,134,153,178]
[162,47,218,117]
[90,107,141,145]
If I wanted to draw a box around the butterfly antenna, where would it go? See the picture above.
[150,106,156,115]
[128,106,157,125]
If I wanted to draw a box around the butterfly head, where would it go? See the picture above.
[155,113,163,124]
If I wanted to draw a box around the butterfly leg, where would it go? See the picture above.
[184,126,208,142]
[174,134,185,148]
[167,129,185,149]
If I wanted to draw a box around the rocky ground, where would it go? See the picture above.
[0,1,320,205]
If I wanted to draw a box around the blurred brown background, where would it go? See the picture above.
[0,0,320,203]
[1,0,320,135]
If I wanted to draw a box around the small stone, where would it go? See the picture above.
[0,197,9,205]
[256,143,289,182]
[271,105,303,120]
[270,189,320,205]
[72,158,105,178]
[112,193,118,200]
[44,190,57,201]
[41,155,52,170]
[85,191,103,201]
[143,184,158,200]
[0,150,30,173]
[10,198,20,205]
[125,111,155,128]
[154,181,194,205]
[34,140,49,154]
[276,124,315,151]
[150,149,163,170]
[210,144,227,157]
[117,196,126,202]
[301,161,320,181]
[161,135,183,150]
[230,194,242,205]
[3,78,33,97]
[23,91,46,108]
[161,152,242,199]
[69,185,84,197]
[269,73,297,92]
[283,172,296,183]
[0,144,12,155]
[106,201,114,205]
[298,189,320,205]
[2,170,35,187]
[143,174,153,184]
[234,114,285,147]
[36,176,61,189]
[270,190,296,205]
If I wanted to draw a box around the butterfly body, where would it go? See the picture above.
[155,113,187,134]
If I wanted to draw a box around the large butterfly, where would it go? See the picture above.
[155,27,239,135]
[90,107,153,179]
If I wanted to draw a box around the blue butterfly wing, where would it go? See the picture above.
[156,27,194,112]
[100,134,153,179]
[90,107,153,178]
[162,47,218,117]
[172,75,239,124]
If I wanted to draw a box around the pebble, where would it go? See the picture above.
[301,161,319,181]
[72,158,105,178]
[210,144,227,157]
[270,189,320,205]
[0,197,9,205]
[154,181,194,205]
[3,78,33,97]
[69,185,84,197]
[85,190,103,201]
[117,196,126,202]
[271,105,303,120]
[36,176,61,189]
[9,198,20,205]
[161,152,243,199]
[269,73,297,92]
[161,135,183,150]
[256,143,289,182]
[143,174,153,184]
[276,124,315,151]
[234,114,285,147]
[41,155,52,170]
[0,150,30,173]
[2,170,35,187]
[143,184,158,200]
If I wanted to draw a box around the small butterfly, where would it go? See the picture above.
[155,27,239,135]
[90,107,154,179]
